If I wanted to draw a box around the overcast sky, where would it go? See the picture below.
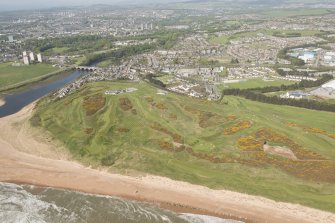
[0,0,179,11]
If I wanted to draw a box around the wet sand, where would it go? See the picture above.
[0,103,334,223]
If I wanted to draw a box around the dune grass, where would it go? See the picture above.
[33,81,335,212]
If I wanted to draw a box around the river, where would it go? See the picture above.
[0,69,84,118]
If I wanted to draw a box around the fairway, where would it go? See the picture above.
[0,63,58,89]
[33,81,335,212]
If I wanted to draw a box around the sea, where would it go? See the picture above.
[0,182,244,223]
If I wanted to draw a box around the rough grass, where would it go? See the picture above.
[33,81,335,212]
[83,93,106,116]
[119,97,133,111]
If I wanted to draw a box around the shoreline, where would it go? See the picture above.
[3,180,249,223]
[0,102,334,223]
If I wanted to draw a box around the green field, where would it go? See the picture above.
[0,63,58,89]
[218,78,295,90]
[262,8,334,18]
[33,81,335,212]
[48,47,70,54]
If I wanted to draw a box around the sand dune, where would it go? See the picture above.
[0,103,334,223]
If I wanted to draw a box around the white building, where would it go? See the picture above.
[29,52,35,61]
[281,91,308,99]
[37,53,43,63]
[23,56,29,65]
[8,35,14,42]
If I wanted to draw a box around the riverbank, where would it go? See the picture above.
[0,102,334,223]
[0,67,73,93]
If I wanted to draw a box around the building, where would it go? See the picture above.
[281,91,309,99]
[37,53,43,63]
[29,52,35,61]
[23,56,29,65]
[8,36,14,42]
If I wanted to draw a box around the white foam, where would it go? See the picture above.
[0,182,78,223]
[179,213,244,223]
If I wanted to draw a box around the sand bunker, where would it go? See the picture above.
[263,144,297,160]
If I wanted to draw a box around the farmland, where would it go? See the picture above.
[32,81,335,212]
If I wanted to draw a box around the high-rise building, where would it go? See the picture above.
[23,55,30,65]
[150,23,153,30]
[29,52,35,61]
[37,53,43,63]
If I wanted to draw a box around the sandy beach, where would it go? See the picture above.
[0,98,5,107]
[0,102,334,223]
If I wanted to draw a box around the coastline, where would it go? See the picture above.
[0,102,334,223]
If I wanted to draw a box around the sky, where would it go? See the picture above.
[0,0,178,11]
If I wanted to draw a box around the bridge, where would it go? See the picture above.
[75,66,99,72]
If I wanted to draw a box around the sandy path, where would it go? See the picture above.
[0,103,334,223]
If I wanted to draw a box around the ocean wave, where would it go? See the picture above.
[0,182,242,223]
[179,213,244,223]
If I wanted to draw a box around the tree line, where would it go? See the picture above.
[81,44,156,66]
[26,35,115,54]
[223,74,335,112]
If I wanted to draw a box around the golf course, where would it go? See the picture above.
[32,81,335,212]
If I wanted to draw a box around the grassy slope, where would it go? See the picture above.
[34,81,335,212]
[0,63,58,88]
[218,78,295,90]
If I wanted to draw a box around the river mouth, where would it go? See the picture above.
[0,70,86,118]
